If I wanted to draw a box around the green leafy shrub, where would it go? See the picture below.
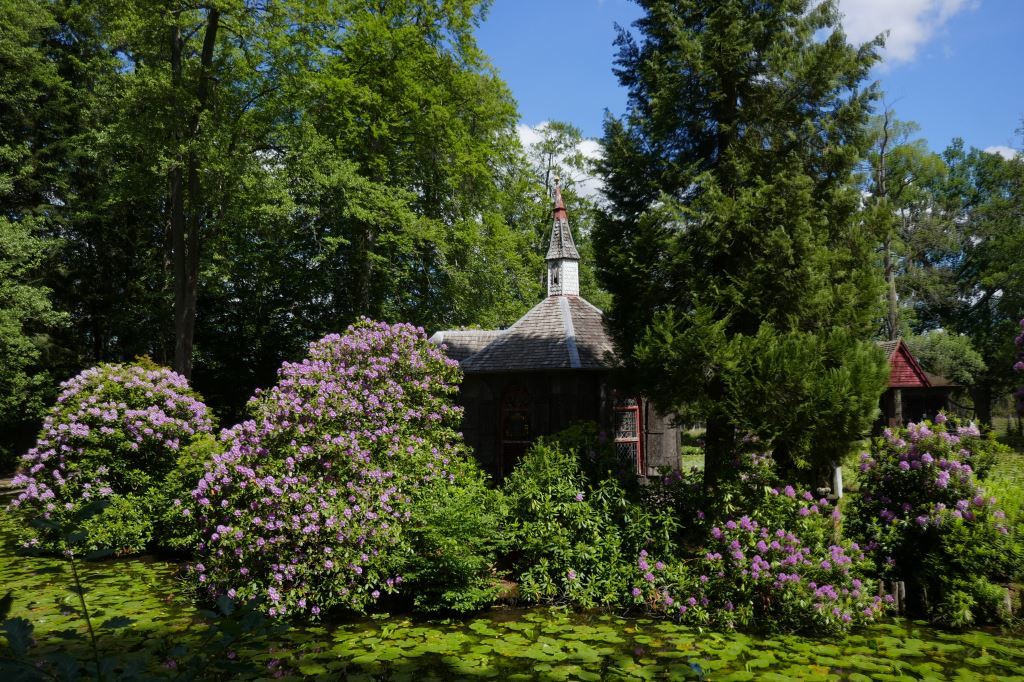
[9,360,214,555]
[848,416,1019,625]
[186,320,500,618]
[156,434,224,553]
[965,427,1012,480]
[501,439,635,607]
[503,433,886,634]
[642,449,779,533]
[402,466,505,613]
[79,494,153,552]
[500,428,685,606]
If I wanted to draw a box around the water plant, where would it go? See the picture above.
[0,502,283,681]
[5,496,1022,682]
[186,319,500,618]
[8,360,214,555]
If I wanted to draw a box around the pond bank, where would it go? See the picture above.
[1,511,1023,680]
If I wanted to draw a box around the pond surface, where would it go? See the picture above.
[2,511,1023,681]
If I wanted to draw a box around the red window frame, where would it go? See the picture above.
[613,395,644,475]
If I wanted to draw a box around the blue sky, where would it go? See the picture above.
[476,0,1023,158]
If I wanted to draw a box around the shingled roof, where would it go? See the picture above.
[427,330,504,362]
[455,296,614,373]
[430,178,613,372]
[878,339,900,359]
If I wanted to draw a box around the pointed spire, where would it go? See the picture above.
[546,176,580,261]
[552,177,568,223]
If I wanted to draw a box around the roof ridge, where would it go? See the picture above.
[573,295,605,316]
[558,296,582,368]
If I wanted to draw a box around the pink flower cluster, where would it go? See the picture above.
[857,417,1008,534]
[186,319,465,618]
[9,363,212,546]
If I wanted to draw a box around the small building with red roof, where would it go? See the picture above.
[877,338,957,427]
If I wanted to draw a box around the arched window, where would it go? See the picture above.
[613,395,643,475]
[500,385,531,476]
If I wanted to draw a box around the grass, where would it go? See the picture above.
[985,448,1024,527]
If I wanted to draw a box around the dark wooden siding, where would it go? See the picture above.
[456,370,680,480]
[643,403,681,475]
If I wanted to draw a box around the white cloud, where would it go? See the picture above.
[983,145,1018,160]
[836,0,976,63]
[516,121,605,202]
[515,122,544,149]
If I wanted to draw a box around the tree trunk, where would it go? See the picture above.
[702,410,735,498]
[972,382,992,426]
[171,9,220,379]
[352,222,375,317]
[884,236,899,340]
[875,110,900,342]
[170,22,189,376]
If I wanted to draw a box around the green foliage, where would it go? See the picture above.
[501,439,635,607]
[932,578,1011,629]
[403,465,506,613]
[906,331,986,387]
[0,218,67,473]
[631,321,888,479]
[935,142,1024,423]
[79,494,154,555]
[0,0,74,469]
[0,0,554,450]
[596,0,888,483]
[503,442,891,635]
[154,434,224,554]
[860,112,957,339]
[962,429,1012,480]
[499,430,887,636]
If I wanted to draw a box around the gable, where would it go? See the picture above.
[889,342,931,388]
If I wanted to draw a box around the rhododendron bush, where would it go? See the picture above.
[9,361,214,553]
[186,320,499,618]
[848,417,1018,625]
[631,484,885,635]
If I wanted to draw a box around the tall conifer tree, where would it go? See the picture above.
[596,0,889,484]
